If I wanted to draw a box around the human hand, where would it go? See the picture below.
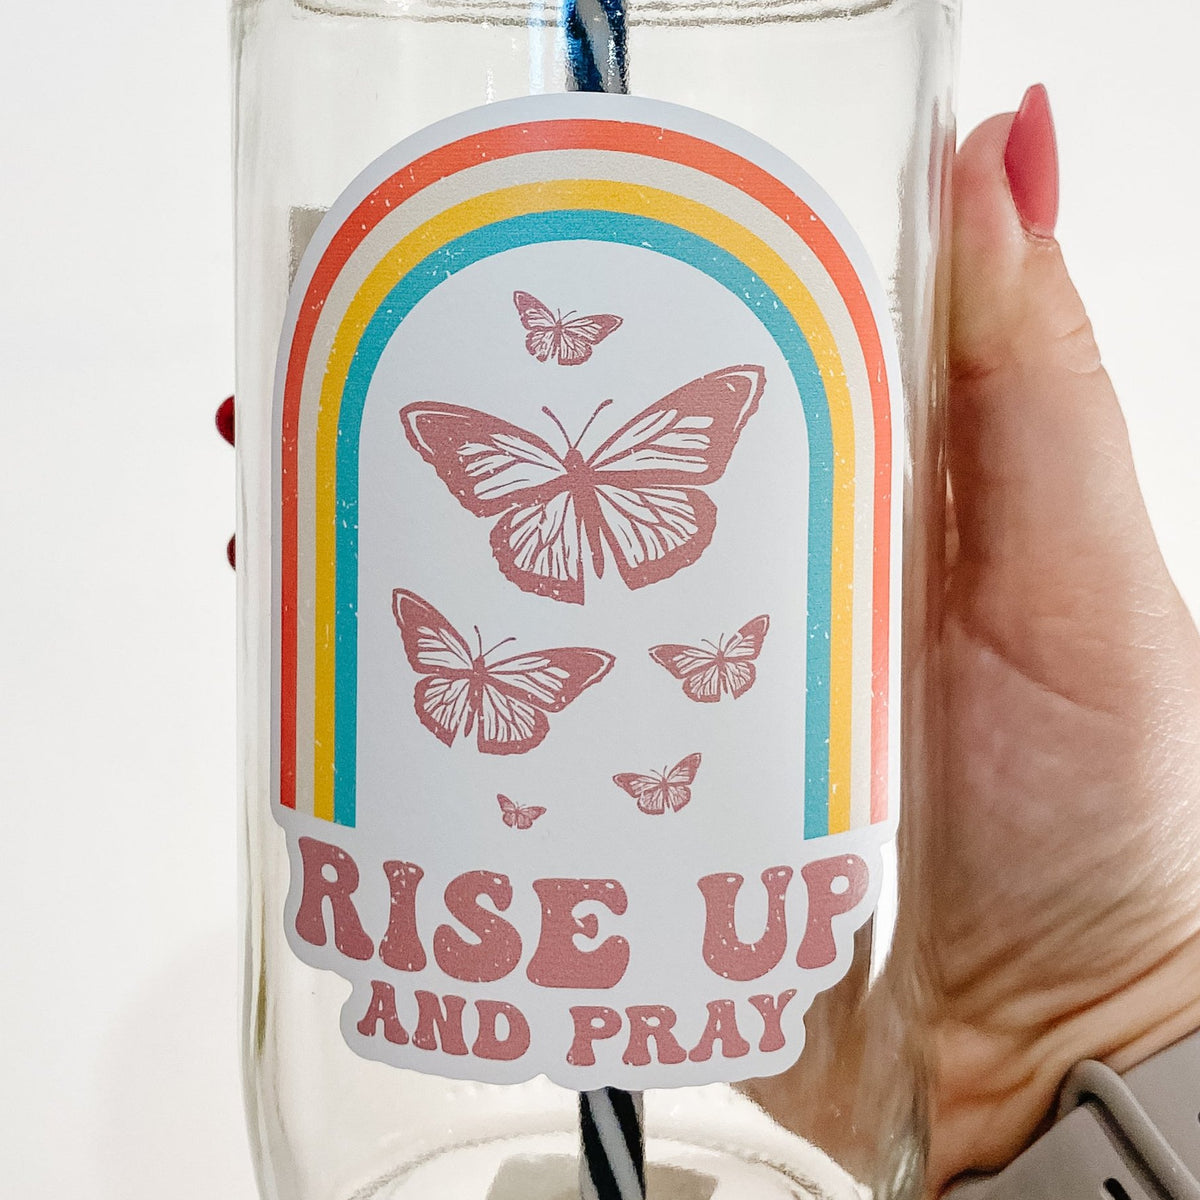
[211,86,1200,1196]
[923,85,1200,1192]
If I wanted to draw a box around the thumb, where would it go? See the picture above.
[948,87,1194,706]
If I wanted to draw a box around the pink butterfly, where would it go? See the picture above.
[400,365,765,605]
[497,794,546,830]
[613,753,702,816]
[649,615,770,703]
[513,290,623,365]
[391,589,614,755]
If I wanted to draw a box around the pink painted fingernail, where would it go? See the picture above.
[1004,84,1059,238]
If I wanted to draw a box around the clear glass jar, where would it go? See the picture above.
[233,2,959,1197]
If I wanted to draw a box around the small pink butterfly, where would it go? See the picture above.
[497,794,546,830]
[392,589,615,755]
[613,753,702,815]
[649,615,770,703]
[513,290,623,366]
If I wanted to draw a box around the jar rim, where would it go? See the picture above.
[294,0,900,28]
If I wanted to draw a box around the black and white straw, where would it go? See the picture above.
[563,5,642,1197]
[580,1088,646,1200]
[564,0,629,95]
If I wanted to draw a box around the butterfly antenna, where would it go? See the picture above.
[482,635,518,659]
[473,625,484,658]
[575,398,614,449]
[541,406,572,451]
[701,638,720,653]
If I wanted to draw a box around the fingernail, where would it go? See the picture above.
[1004,84,1059,238]
[227,535,236,570]
[216,395,235,446]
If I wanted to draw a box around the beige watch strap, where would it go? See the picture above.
[947,1031,1200,1200]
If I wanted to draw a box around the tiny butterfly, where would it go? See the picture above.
[649,615,770,703]
[513,290,623,366]
[613,753,702,815]
[497,794,546,830]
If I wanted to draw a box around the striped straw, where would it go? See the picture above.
[580,1088,646,1200]
[561,2,641,1196]
[564,0,629,94]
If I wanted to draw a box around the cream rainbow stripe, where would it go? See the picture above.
[273,102,898,838]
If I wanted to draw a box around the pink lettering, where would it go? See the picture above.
[566,1006,622,1067]
[748,989,798,1053]
[622,1005,687,1067]
[797,856,869,969]
[471,999,530,1061]
[526,879,629,988]
[698,867,793,981]
[294,838,373,960]
[411,990,468,1055]
[687,999,751,1062]
[379,860,426,972]
[355,980,410,1045]
[434,871,521,984]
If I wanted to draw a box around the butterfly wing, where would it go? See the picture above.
[613,771,669,816]
[401,402,569,518]
[513,291,558,331]
[401,403,587,604]
[648,642,723,703]
[475,645,614,756]
[391,590,476,746]
[486,647,615,712]
[661,752,702,812]
[514,292,561,363]
[714,614,770,699]
[589,366,765,485]
[555,313,623,366]
[490,489,586,605]
[726,615,770,658]
[585,366,765,590]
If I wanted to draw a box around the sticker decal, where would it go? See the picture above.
[270,93,902,1090]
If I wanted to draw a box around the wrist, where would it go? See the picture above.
[1099,930,1200,1075]
[944,1028,1200,1200]
[930,928,1200,1191]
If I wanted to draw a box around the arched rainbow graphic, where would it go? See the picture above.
[273,99,898,839]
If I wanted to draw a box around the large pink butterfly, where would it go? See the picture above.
[391,589,614,755]
[497,794,546,830]
[400,365,765,605]
[513,290,623,366]
[613,753,702,816]
[649,615,770,703]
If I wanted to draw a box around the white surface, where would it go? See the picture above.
[0,1,1196,1197]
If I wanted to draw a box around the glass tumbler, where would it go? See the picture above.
[232,1,959,1197]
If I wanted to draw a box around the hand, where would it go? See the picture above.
[212,87,1200,1195]
[923,86,1200,1191]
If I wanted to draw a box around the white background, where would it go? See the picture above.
[1,2,1197,1196]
